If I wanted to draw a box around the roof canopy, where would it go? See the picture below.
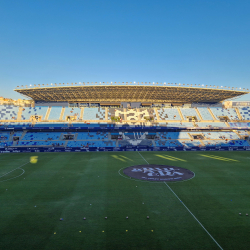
[14,85,248,104]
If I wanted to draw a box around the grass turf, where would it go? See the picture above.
[0,151,250,250]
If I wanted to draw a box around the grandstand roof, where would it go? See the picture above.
[14,84,249,104]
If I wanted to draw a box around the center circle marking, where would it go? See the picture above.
[123,164,194,182]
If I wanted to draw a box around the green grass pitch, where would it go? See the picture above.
[0,151,250,250]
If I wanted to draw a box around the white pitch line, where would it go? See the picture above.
[0,161,29,182]
[137,151,223,250]
[137,151,149,164]
[164,182,223,250]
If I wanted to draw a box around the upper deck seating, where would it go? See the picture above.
[157,108,181,120]
[63,107,81,120]
[108,108,125,120]
[21,107,48,120]
[210,108,239,120]
[179,108,198,120]
[0,105,19,120]
[83,108,106,120]
[197,107,213,120]
[48,107,62,120]
[238,107,250,120]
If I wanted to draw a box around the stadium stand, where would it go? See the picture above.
[197,107,213,120]
[48,107,62,120]
[210,107,239,121]
[179,108,198,120]
[0,105,19,120]
[83,108,106,120]
[157,108,181,120]
[21,106,48,121]
[63,107,81,121]
[238,107,250,120]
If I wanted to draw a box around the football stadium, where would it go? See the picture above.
[1,83,250,249]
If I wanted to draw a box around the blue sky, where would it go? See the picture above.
[0,0,249,100]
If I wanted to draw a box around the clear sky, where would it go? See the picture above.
[0,0,249,101]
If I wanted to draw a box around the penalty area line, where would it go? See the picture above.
[137,151,223,250]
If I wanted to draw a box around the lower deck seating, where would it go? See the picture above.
[67,140,115,147]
